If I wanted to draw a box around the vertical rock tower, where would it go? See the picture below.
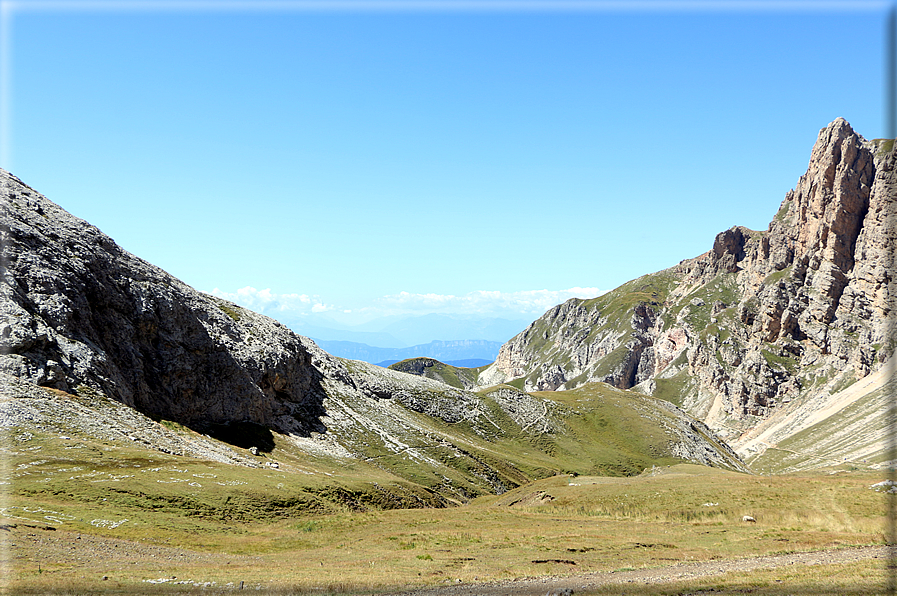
[478,118,896,436]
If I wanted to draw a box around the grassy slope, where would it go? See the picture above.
[527,383,683,475]
[8,462,886,594]
[387,358,490,390]
[11,379,882,593]
[3,377,741,547]
[746,378,896,474]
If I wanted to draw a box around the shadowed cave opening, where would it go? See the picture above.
[205,421,276,453]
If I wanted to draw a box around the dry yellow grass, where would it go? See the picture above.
[6,464,889,595]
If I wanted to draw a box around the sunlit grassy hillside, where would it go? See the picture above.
[7,459,887,594]
[4,373,886,594]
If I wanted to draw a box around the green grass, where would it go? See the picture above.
[507,377,526,391]
[872,137,895,156]
[761,348,798,374]
[6,379,733,548]
[583,271,679,328]
[528,383,689,475]
[748,379,895,474]
[657,273,740,335]
[209,297,243,322]
[589,344,632,381]
[830,373,859,394]
[8,376,888,594]
[773,199,792,222]
[653,369,692,407]
[516,270,679,371]
[158,419,190,433]
[498,268,751,398]
[763,265,793,286]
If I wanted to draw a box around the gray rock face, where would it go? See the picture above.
[0,372,260,466]
[479,118,896,436]
[1,170,327,433]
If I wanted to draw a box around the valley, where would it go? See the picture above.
[2,417,889,594]
[1,116,895,594]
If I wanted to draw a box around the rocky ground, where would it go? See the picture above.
[3,524,266,591]
[0,372,260,466]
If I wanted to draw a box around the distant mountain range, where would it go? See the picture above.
[311,338,501,366]
[280,313,531,349]
[278,321,406,348]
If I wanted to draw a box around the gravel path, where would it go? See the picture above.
[391,545,891,596]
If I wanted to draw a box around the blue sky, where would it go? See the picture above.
[2,1,893,327]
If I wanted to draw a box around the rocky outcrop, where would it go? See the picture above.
[1,170,330,434]
[478,118,896,441]
[682,118,896,427]
[386,357,482,390]
[733,117,887,361]
[389,357,444,377]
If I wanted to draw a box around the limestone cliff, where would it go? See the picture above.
[1,171,333,433]
[479,118,896,444]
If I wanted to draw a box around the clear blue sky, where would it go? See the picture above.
[2,1,893,325]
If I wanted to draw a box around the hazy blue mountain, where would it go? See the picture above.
[375,314,531,346]
[277,318,408,348]
[312,339,502,365]
[440,358,493,368]
[376,358,493,368]
[278,313,530,349]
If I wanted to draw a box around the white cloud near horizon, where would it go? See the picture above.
[373,288,606,316]
[208,286,605,322]
[209,286,334,315]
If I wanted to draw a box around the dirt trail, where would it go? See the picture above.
[5,526,891,595]
[392,545,891,596]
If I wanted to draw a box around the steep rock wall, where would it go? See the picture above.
[479,118,896,437]
[0,170,328,432]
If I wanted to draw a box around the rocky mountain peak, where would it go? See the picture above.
[770,116,874,277]
[710,226,752,273]
[0,169,330,433]
[476,118,895,447]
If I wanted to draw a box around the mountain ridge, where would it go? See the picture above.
[475,118,895,465]
[279,313,531,349]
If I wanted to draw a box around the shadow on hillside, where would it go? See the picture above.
[205,421,276,453]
